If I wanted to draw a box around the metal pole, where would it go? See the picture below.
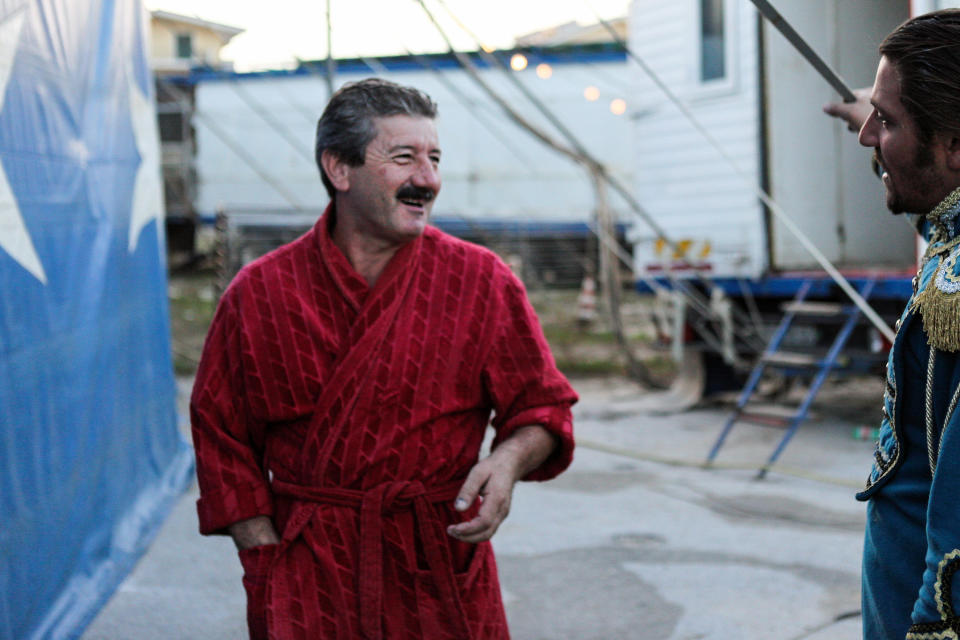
[325,0,335,97]
[748,0,856,102]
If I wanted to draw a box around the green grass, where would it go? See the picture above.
[166,270,660,381]
[168,270,217,376]
[543,325,651,347]
[555,358,627,377]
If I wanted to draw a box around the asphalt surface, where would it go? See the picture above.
[84,375,879,639]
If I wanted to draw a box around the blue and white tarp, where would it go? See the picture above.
[0,1,193,638]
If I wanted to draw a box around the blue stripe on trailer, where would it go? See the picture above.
[635,275,914,301]
[180,44,628,85]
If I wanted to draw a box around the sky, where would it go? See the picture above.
[144,0,631,71]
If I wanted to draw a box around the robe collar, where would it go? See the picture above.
[315,203,423,313]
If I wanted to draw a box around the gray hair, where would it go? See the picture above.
[314,78,438,198]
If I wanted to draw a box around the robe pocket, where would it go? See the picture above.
[238,544,278,640]
[413,543,504,636]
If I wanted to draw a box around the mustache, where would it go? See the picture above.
[873,150,885,176]
[396,184,435,202]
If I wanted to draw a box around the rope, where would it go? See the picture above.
[420,0,767,354]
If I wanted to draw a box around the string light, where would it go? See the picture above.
[510,53,528,71]
[535,63,552,79]
[584,85,600,101]
[610,98,627,115]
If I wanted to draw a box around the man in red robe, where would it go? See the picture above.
[191,78,578,639]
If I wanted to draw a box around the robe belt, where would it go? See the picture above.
[271,478,472,640]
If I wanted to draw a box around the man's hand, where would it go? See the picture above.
[229,515,280,551]
[447,425,556,544]
[823,87,873,132]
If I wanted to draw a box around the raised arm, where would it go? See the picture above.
[823,87,873,132]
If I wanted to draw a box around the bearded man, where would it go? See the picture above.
[826,10,960,639]
[190,78,577,639]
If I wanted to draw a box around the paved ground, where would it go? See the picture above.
[84,374,880,639]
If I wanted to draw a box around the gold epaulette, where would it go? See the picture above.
[913,188,960,352]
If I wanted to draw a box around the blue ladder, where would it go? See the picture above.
[704,278,877,479]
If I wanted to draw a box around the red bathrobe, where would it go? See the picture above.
[191,208,577,640]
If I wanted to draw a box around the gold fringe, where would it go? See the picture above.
[914,259,960,353]
[913,187,960,352]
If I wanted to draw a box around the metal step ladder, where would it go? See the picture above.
[704,278,877,478]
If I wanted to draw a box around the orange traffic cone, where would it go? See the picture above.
[577,275,598,328]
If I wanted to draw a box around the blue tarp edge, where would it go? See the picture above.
[28,443,194,640]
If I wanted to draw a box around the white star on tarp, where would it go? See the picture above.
[127,67,163,253]
[0,7,47,284]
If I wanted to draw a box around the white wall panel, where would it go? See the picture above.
[194,54,636,228]
[630,0,765,279]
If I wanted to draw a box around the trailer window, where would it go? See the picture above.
[700,0,726,81]
[176,34,192,60]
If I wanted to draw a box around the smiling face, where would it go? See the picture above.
[327,114,441,248]
[858,56,952,215]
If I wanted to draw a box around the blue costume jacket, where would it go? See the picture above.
[859,187,960,639]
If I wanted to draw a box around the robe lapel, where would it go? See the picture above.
[298,212,423,483]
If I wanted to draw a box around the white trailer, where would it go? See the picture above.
[185,45,644,285]
[191,47,634,227]
[628,0,914,283]
[625,0,960,413]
